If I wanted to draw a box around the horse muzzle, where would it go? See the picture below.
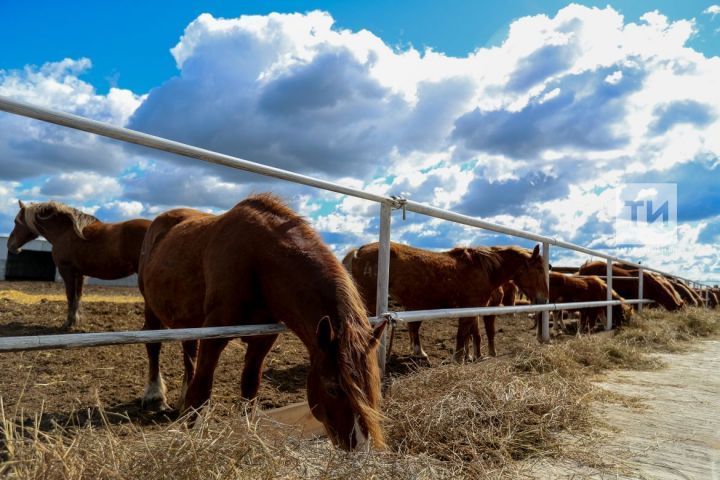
[7,245,21,255]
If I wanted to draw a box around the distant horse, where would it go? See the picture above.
[577,262,684,311]
[138,194,386,451]
[7,200,150,328]
[549,272,630,333]
[456,284,508,362]
[665,278,700,307]
[459,281,519,361]
[710,289,720,308]
[348,242,548,361]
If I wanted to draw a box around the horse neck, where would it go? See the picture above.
[31,215,71,244]
[491,248,528,288]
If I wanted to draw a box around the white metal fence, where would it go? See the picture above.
[0,96,711,374]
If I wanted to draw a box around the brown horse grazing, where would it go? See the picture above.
[7,200,150,328]
[709,289,720,308]
[549,272,630,333]
[348,242,548,360]
[577,262,684,311]
[665,278,700,307]
[138,194,386,451]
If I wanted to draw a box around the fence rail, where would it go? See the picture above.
[0,300,653,353]
[0,95,711,362]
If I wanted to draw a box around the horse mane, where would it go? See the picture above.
[24,201,99,240]
[334,268,385,448]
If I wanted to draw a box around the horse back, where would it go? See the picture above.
[139,208,215,325]
[351,242,485,313]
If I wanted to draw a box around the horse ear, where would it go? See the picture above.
[316,316,335,350]
[531,244,541,259]
[368,318,388,350]
[18,200,25,209]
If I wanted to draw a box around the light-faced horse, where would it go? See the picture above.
[7,200,150,328]
[138,194,385,450]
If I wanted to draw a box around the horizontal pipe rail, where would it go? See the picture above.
[0,300,653,353]
[0,324,288,353]
[370,299,652,323]
[0,95,706,287]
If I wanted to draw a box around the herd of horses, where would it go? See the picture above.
[6,197,718,450]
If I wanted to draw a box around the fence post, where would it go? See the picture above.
[541,242,550,343]
[375,202,392,378]
[606,259,613,330]
[705,286,709,308]
[638,266,644,313]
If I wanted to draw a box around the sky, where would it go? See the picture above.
[1,1,719,281]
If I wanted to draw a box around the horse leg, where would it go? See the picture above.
[471,316,482,361]
[58,266,80,329]
[408,321,428,359]
[484,315,497,357]
[577,312,586,336]
[141,307,170,411]
[240,334,279,401]
[454,317,474,363]
[181,338,229,414]
[179,340,199,407]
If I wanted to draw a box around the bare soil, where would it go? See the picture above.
[0,280,539,431]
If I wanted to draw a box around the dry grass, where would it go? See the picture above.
[0,290,143,305]
[1,308,719,479]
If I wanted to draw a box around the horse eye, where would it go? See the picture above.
[326,384,341,398]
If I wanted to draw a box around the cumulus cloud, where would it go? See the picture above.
[0,59,143,180]
[1,6,719,281]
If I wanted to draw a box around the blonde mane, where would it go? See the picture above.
[334,264,385,448]
[24,201,99,239]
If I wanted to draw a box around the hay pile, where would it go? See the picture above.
[2,308,718,479]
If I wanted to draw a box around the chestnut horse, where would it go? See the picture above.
[665,278,700,307]
[577,261,683,311]
[455,283,510,362]
[549,272,630,333]
[7,200,150,328]
[348,243,548,361]
[138,194,385,450]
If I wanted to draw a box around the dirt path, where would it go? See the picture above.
[531,340,720,479]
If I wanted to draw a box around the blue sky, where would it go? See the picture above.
[2,0,718,93]
[1,1,719,280]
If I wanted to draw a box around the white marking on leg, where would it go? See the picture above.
[143,374,167,403]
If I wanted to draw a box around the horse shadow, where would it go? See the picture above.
[0,321,73,337]
[262,363,309,395]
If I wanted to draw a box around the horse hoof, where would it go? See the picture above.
[141,396,171,412]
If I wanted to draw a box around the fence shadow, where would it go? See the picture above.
[0,321,74,337]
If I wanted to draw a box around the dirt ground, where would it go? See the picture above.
[0,280,541,431]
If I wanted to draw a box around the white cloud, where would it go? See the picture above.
[1,6,719,280]
[703,5,720,17]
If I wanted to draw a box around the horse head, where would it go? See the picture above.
[512,244,549,304]
[306,316,387,450]
[7,200,38,254]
